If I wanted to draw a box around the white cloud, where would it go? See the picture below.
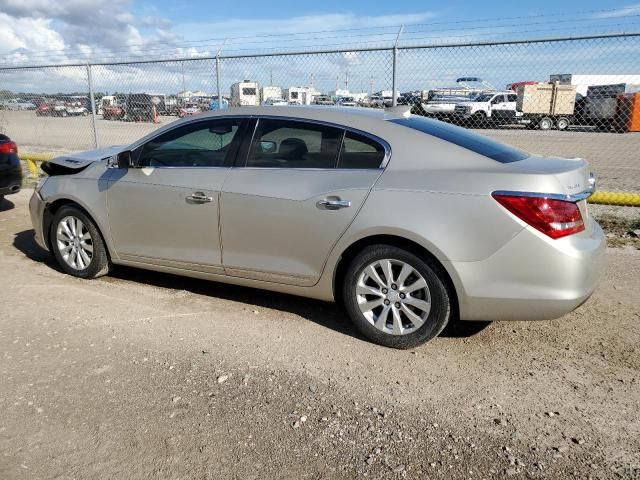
[593,4,640,18]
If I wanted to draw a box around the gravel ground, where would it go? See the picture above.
[1,110,639,193]
[0,190,639,480]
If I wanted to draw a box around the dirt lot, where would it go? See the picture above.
[0,190,639,480]
[1,110,639,192]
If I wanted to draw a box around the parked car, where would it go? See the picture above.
[64,102,89,116]
[1,99,36,111]
[313,95,335,106]
[0,134,22,201]
[453,91,519,126]
[336,96,357,107]
[36,103,55,116]
[103,104,125,120]
[370,95,393,108]
[30,106,604,349]
[178,103,202,118]
[261,97,288,106]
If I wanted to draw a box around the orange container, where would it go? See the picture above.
[618,92,640,132]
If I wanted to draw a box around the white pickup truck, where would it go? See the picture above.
[453,91,520,125]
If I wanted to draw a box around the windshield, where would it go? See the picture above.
[474,93,495,102]
[390,116,529,163]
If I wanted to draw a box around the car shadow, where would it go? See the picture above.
[0,197,15,212]
[13,229,58,266]
[13,228,489,342]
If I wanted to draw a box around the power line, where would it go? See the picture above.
[0,5,639,59]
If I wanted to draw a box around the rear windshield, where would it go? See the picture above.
[390,116,529,163]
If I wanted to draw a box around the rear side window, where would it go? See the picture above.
[390,116,529,163]
[247,119,342,168]
[338,131,386,169]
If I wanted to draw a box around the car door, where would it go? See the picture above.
[505,94,518,120]
[220,117,387,286]
[490,94,507,120]
[106,117,245,272]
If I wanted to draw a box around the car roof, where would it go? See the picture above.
[198,105,397,123]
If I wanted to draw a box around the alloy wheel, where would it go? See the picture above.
[356,259,431,335]
[56,215,93,270]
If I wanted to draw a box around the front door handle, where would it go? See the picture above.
[187,192,213,203]
[317,199,351,210]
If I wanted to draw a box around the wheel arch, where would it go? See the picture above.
[43,198,109,258]
[332,234,460,320]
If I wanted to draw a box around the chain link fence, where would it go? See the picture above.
[1,33,639,192]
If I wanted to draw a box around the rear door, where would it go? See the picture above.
[107,117,245,271]
[219,118,387,286]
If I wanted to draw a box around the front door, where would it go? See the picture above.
[220,118,387,286]
[107,117,244,271]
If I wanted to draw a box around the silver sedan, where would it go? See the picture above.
[29,106,605,348]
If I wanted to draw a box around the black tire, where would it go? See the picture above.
[556,117,570,130]
[470,111,487,128]
[342,245,451,349]
[50,205,111,279]
[538,116,553,130]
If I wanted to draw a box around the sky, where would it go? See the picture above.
[0,1,639,94]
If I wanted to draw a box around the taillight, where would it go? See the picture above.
[492,193,585,239]
[0,141,17,155]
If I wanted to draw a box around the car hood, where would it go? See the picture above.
[41,145,125,175]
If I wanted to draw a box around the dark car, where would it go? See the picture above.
[0,134,22,201]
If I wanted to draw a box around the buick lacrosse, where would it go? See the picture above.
[30,106,605,348]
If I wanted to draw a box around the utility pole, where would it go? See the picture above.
[370,76,374,96]
[345,71,349,91]
[270,69,273,85]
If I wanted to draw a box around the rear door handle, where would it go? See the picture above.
[187,192,213,203]
[317,199,351,210]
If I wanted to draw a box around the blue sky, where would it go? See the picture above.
[0,1,639,94]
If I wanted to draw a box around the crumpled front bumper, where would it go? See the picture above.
[29,190,48,251]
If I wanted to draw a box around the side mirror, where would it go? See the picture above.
[259,140,276,153]
[117,150,132,169]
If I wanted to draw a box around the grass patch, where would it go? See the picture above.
[594,213,640,249]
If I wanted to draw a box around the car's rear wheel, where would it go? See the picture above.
[342,245,451,349]
[50,205,111,279]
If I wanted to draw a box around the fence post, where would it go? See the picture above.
[86,63,99,148]
[215,40,228,110]
[391,26,404,107]
[216,56,222,110]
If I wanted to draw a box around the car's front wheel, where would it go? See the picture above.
[342,245,451,349]
[50,205,111,279]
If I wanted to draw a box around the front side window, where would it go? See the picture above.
[246,119,342,168]
[337,131,386,169]
[507,94,517,102]
[137,119,242,167]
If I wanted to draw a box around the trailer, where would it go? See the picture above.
[582,83,640,131]
[260,85,282,104]
[550,74,640,96]
[516,82,576,130]
[230,81,259,107]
